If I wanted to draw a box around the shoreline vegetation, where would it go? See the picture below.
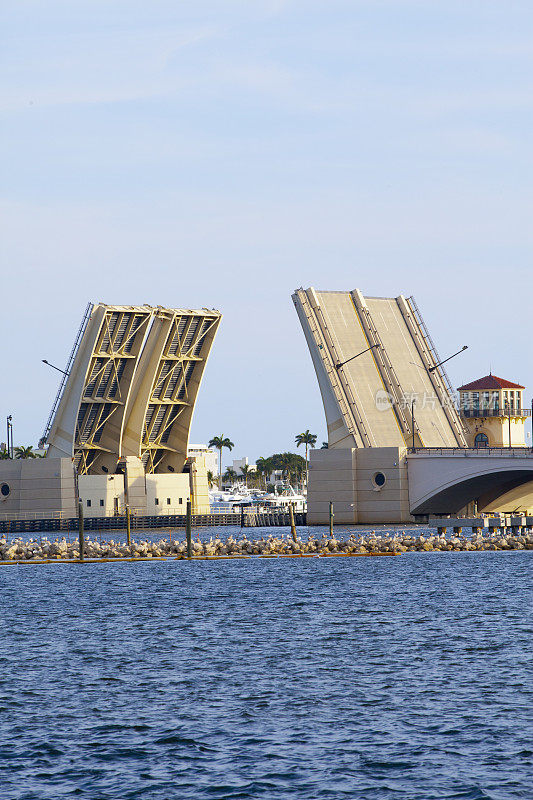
[0,531,532,562]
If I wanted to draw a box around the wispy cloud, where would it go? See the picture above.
[1,26,222,111]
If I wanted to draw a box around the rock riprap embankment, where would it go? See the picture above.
[0,532,532,560]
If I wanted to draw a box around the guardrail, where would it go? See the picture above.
[408,447,533,456]
[0,505,299,524]
[0,510,67,522]
[0,511,307,535]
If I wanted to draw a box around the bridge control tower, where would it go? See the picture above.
[458,374,529,448]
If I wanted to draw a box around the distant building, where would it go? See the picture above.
[232,457,257,476]
[188,445,218,476]
[268,469,284,484]
[458,374,530,448]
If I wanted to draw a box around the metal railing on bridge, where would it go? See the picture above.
[408,446,533,456]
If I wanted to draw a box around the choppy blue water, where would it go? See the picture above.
[0,552,531,800]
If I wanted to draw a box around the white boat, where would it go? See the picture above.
[255,481,307,512]
[209,481,305,512]
[210,482,259,510]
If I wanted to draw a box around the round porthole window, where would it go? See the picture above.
[1,483,10,499]
[372,472,386,489]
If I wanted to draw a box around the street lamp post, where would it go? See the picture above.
[42,359,69,377]
[6,416,13,459]
[335,343,379,370]
[411,401,416,452]
[505,401,512,449]
[428,345,468,373]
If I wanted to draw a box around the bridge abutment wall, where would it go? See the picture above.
[307,447,413,525]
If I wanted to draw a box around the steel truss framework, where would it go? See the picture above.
[46,304,221,474]
[74,308,152,473]
[140,311,220,473]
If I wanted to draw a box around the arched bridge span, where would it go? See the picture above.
[408,449,533,515]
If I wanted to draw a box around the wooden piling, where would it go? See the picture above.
[186,500,192,559]
[126,505,131,547]
[289,504,297,542]
[78,500,85,561]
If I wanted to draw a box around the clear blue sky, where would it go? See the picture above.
[2,0,532,458]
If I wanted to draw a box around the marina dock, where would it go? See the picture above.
[0,510,308,536]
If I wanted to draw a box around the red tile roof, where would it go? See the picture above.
[458,374,525,391]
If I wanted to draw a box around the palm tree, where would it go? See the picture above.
[208,435,235,486]
[223,467,237,486]
[255,456,272,488]
[291,453,306,488]
[240,464,256,487]
[207,470,215,489]
[0,448,10,460]
[277,452,294,482]
[321,441,329,449]
[295,430,317,485]
[15,445,36,460]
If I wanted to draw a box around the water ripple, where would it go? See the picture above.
[0,552,531,799]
